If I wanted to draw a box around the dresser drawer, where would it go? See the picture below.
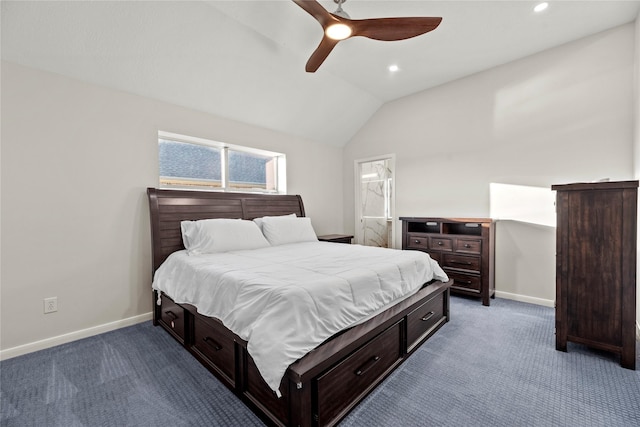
[193,316,236,385]
[428,251,442,264]
[446,270,481,293]
[429,237,452,251]
[406,292,445,352]
[316,322,402,426]
[443,253,481,272]
[406,234,428,250]
[454,238,482,254]
[159,294,186,344]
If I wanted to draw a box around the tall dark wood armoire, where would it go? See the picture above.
[552,180,637,369]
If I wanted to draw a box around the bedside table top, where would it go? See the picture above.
[317,234,354,244]
[318,234,354,241]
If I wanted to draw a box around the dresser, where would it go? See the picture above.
[400,217,495,306]
[553,181,637,369]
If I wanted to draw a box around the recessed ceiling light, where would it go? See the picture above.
[534,2,548,13]
[388,64,399,72]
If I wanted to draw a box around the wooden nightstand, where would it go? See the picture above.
[317,234,354,244]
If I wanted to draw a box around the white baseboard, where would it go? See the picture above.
[637,321,640,341]
[0,312,153,361]
[494,290,555,308]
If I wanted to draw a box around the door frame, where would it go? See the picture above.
[354,154,396,248]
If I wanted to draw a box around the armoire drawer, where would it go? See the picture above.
[315,322,402,426]
[406,292,445,352]
[158,294,186,344]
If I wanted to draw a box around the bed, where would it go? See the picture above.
[147,188,453,427]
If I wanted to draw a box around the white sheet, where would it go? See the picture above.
[152,241,448,395]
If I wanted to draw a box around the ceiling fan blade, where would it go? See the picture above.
[292,0,338,27]
[306,36,340,72]
[292,1,441,72]
[351,17,442,41]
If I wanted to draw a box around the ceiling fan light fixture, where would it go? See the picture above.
[325,23,352,40]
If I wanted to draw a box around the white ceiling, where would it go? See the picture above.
[2,1,640,147]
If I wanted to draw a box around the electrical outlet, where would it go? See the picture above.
[44,297,57,314]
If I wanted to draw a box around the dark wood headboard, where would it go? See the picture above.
[147,188,306,272]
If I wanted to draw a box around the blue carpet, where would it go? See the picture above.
[1,296,639,426]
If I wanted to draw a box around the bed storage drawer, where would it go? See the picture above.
[244,355,289,426]
[406,292,445,352]
[158,295,186,344]
[192,316,236,386]
[315,322,402,426]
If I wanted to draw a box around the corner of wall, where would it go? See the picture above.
[635,13,640,338]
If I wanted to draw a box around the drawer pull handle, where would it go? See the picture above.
[437,241,443,246]
[451,260,473,265]
[355,356,381,376]
[164,310,178,328]
[456,279,473,285]
[464,244,471,248]
[203,336,223,351]
[414,240,421,244]
[421,311,435,322]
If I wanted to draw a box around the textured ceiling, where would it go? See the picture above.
[2,1,639,147]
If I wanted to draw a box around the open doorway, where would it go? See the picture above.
[354,155,395,248]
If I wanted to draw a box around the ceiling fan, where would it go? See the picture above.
[292,0,442,72]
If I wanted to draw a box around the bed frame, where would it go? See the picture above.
[147,188,452,427]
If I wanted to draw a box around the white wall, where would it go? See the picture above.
[344,24,636,305]
[0,61,344,356]
[2,21,638,357]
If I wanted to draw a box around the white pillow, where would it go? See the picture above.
[260,216,318,246]
[180,218,270,254]
[253,213,296,232]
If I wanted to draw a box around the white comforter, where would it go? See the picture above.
[152,241,448,395]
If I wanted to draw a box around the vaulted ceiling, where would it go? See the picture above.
[2,1,639,147]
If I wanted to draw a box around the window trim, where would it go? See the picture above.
[158,131,286,194]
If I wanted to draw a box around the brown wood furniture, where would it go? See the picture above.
[400,217,495,306]
[553,180,637,370]
[147,188,453,426]
[317,234,353,244]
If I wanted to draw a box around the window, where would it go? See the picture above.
[158,131,286,193]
